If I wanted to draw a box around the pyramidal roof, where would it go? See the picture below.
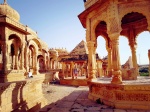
[70,40,88,55]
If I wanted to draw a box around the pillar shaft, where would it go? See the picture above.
[110,35,122,84]
[129,40,138,79]
[87,41,96,81]
[3,43,9,71]
[130,44,137,68]
[20,44,25,70]
[62,62,65,79]
[70,62,74,79]
[107,47,113,77]
[14,47,18,69]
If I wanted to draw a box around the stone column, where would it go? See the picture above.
[33,50,38,75]
[129,41,138,78]
[3,43,10,71]
[35,52,38,74]
[106,47,113,77]
[14,47,18,70]
[47,56,49,70]
[96,60,101,77]
[20,43,25,70]
[62,62,65,79]
[87,41,97,81]
[50,60,52,69]
[65,64,69,78]
[70,62,74,79]
[25,47,29,71]
[44,53,47,71]
[52,60,54,69]
[148,50,150,76]
[110,34,122,84]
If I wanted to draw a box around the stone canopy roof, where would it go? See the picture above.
[70,40,88,56]
[60,40,100,62]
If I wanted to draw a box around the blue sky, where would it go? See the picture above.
[1,0,150,65]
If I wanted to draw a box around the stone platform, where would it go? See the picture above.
[88,76,150,110]
[60,77,88,86]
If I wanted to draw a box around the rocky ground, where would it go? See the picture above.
[37,84,150,112]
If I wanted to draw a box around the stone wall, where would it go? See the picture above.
[0,73,53,112]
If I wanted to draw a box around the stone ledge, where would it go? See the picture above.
[88,81,150,110]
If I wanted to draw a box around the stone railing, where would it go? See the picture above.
[84,0,99,9]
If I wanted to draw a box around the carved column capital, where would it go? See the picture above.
[109,33,120,41]
[129,41,137,50]
[87,41,95,47]
[87,41,97,54]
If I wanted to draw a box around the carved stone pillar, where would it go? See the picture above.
[97,60,103,77]
[33,50,38,75]
[87,41,97,81]
[65,64,69,78]
[14,47,18,70]
[70,61,74,79]
[129,41,138,78]
[62,62,65,79]
[20,44,25,70]
[106,47,113,77]
[148,49,150,76]
[52,60,54,69]
[50,60,52,69]
[110,35,122,84]
[44,54,47,70]
[3,43,9,71]
[25,48,29,71]
[47,54,50,70]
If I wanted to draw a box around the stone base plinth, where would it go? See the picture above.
[0,74,52,112]
[60,79,88,86]
[88,77,150,110]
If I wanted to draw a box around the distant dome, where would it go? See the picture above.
[0,3,20,21]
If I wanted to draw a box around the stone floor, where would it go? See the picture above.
[37,84,150,112]
[64,76,150,84]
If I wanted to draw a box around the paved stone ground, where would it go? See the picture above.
[38,84,150,112]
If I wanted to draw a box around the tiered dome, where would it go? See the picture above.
[0,3,20,21]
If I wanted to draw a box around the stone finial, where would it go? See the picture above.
[4,0,7,4]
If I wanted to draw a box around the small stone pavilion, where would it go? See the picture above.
[78,0,150,110]
[59,40,105,80]
[59,40,104,86]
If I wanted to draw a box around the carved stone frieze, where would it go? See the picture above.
[118,1,150,22]
[116,91,150,102]
[92,87,114,100]
[124,85,150,91]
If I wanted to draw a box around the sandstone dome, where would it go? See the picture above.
[0,3,20,21]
